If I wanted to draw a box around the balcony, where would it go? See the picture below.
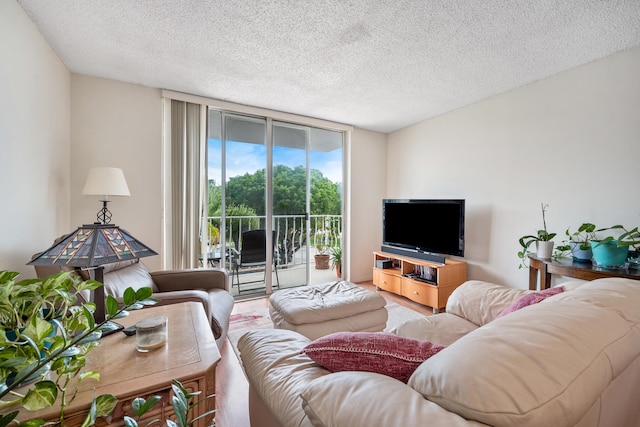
[202,214,342,298]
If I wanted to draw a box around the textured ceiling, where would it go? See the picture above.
[17,0,640,133]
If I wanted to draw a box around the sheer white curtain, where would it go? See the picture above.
[168,100,207,269]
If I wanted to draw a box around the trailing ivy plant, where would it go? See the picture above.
[593,224,640,250]
[0,270,157,427]
[564,223,597,251]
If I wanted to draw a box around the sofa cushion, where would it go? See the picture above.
[300,372,487,427]
[75,259,140,281]
[495,285,565,318]
[408,278,640,426]
[302,332,445,383]
[103,262,158,297]
[101,259,140,275]
[445,280,528,326]
[388,312,478,346]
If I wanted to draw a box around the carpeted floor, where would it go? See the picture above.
[227,299,425,360]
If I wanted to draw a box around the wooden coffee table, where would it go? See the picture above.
[17,302,220,427]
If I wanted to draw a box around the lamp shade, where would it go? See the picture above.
[28,224,157,268]
[82,167,131,198]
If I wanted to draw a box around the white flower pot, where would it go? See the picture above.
[536,241,554,259]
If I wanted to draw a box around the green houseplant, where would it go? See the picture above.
[0,270,156,427]
[124,379,216,427]
[329,246,342,278]
[556,223,597,261]
[594,225,640,248]
[590,225,640,268]
[517,203,557,268]
[313,232,330,270]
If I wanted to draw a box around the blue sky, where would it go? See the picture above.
[208,139,343,184]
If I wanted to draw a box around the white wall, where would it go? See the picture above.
[70,75,163,271]
[348,128,387,282]
[387,46,640,289]
[0,0,71,278]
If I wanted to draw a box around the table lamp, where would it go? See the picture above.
[82,167,131,224]
[28,225,157,328]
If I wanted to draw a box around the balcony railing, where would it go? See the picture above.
[204,214,342,268]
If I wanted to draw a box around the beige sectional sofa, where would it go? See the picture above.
[238,278,640,427]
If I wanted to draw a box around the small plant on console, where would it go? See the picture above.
[517,203,557,268]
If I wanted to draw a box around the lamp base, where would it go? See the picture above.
[97,200,112,224]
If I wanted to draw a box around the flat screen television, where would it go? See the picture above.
[382,199,465,257]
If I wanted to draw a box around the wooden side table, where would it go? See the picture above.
[528,255,640,290]
[17,302,220,427]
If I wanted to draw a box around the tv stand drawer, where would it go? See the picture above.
[401,279,438,309]
[373,269,401,294]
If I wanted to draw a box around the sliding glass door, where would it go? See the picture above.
[272,122,309,287]
[207,110,343,296]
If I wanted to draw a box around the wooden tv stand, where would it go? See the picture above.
[373,251,467,313]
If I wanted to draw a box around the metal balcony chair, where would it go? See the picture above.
[230,229,280,292]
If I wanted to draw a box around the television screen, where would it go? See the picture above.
[382,199,465,257]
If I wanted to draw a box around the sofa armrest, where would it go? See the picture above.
[150,268,229,292]
[238,329,328,427]
[300,372,487,427]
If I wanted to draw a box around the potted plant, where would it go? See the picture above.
[313,232,330,270]
[0,270,156,426]
[624,226,640,268]
[590,225,640,268]
[124,379,216,426]
[556,223,596,261]
[329,246,342,278]
[517,203,557,268]
[629,246,640,270]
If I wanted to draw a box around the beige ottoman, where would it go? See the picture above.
[269,280,388,340]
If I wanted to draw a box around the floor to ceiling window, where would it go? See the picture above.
[206,109,344,297]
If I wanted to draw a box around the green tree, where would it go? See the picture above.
[212,204,259,248]
[205,166,341,244]
[310,169,341,215]
[225,170,266,215]
[208,179,221,216]
[212,166,341,216]
[273,165,306,215]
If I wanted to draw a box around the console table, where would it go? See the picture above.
[16,302,220,427]
[528,255,640,290]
